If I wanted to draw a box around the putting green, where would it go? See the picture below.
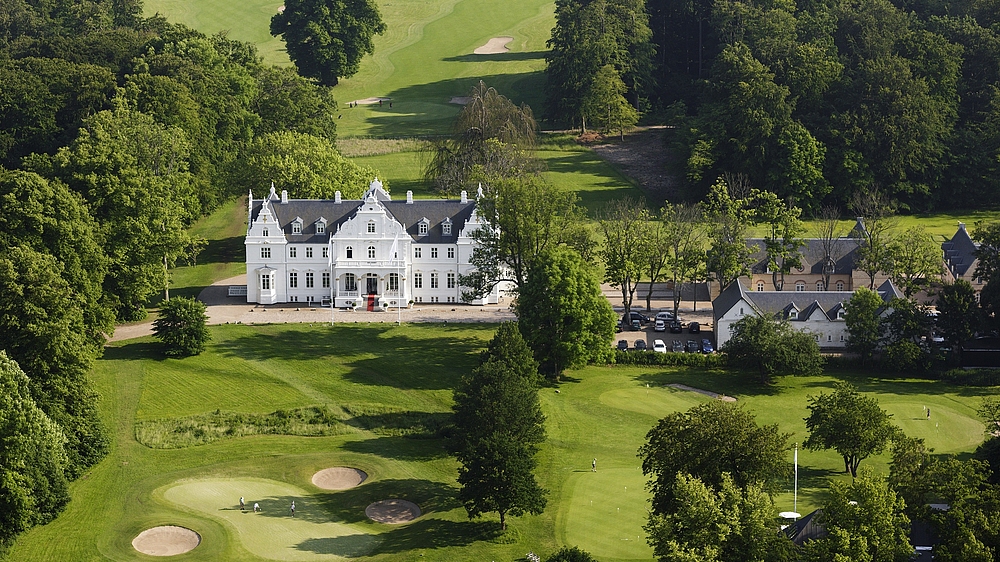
[881,400,984,454]
[560,468,653,560]
[599,385,709,419]
[161,478,380,560]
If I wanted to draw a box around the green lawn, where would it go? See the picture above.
[8,323,992,561]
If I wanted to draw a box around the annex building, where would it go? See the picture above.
[244,180,505,309]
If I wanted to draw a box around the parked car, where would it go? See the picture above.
[672,340,685,353]
[655,311,676,321]
[701,339,714,353]
[631,318,641,331]
[689,321,701,333]
[669,320,683,333]
[685,340,699,353]
[634,339,648,351]
[627,311,650,325]
[653,339,667,353]
[654,319,666,332]
[617,339,629,351]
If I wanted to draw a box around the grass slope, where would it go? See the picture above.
[8,323,992,561]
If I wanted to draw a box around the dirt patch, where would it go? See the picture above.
[312,467,367,490]
[449,96,471,105]
[667,383,736,402]
[277,5,284,12]
[365,499,421,524]
[474,36,513,55]
[132,526,201,556]
[590,127,677,203]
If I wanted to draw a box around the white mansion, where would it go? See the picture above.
[244,180,505,309]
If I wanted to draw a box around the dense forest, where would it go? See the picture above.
[547,0,1000,213]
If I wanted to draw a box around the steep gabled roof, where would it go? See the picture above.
[942,223,979,277]
[713,281,753,321]
[748,238,861,276]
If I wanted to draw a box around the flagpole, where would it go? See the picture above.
[794,443,798,515]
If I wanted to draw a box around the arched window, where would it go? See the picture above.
[344,273,357,292]
[795,281,805,292]
[757,281,765,291]
[346,246,353,259]
[368,246,376,259]
[816,281,824,291]
[836,281,844,291]
[368,220,376,233]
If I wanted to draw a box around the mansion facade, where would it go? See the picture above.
[244,180,506,308]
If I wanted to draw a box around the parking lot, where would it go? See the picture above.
[613,307,717,353]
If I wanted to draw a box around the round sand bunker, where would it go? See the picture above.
[312,467,368,490]
[366,499,421,524]
[132,526,201,556]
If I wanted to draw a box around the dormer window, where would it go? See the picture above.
[419,219,429,236]
[291,219,302,234]
[368,220,376,234]
[789,310,798,320]
[442,218,452,236]
[316,220,326,234]
[838,310,846,319]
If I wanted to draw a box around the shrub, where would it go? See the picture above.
[610,349,726,368]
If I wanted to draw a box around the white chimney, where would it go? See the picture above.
[959,222,966,231]
[280,190,288,204]
[460,190,468,203]
[335,191,342,204]
[406,190,413,204]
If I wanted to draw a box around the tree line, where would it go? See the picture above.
[545,0,1000,213]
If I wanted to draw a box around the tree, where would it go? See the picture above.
[639,401,791,516]
[252,65,339,140]
[887,226,942,297]
[581,65,639,139]
[662,203,705,317]
[974,220,1000,331]
[640,212,670,312]
[645,473,793,562]
[546,546,598,562]
[233,131,382,200]
[811,206,849,292]
[936,280,980,350]
[721,315,823,384]
[753,190,804,292]
[881,297,933,372]
[515,247,616,378]
[0,245,107,476]
[599,197,649,330]
[802,469,913,562]
[845,288,884,363]
[850,191,899,290]
[152,297,210,357]
[0,352,71,552]
[703,176,755,291]
[426,81,539,194]
[270,0,386,86]
[453,323,547,531]
[804,383,898,477]
[460,174,591,300]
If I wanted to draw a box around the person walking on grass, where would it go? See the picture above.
[240,496,245,511]
[253,502,260,513]
[290,501,295,517]
[927,408,931,420]
[592,458,597,472]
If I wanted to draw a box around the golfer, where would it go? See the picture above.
[592,458,597,472]
[240,496,245,511]
[253,502,260,513]
[290,501,296,517]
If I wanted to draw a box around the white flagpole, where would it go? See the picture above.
[794,443,798,515]
[329,235,334,326]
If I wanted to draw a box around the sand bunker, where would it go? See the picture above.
[312,467,367,490]
[132,526,201,556]
[449,96,472,105]
[277,5,285,12]
[365,499,421,524]
[351,97,391,105]
[474,36,513,55]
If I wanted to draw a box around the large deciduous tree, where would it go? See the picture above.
[662,203,705,317]
[639,401,791,516]
[703,176,755,291]
[270,0,386,86]
[599,197,649,330]
[845,287,885,363]
[936,280,980,351]
[887,226,942,297]
[0,352,71,552]
[645,473,793,562]
[453,323,547,531]
[850,190,899,290]
[722,315,823,384]
[515,246,616,378]
[153,296,210,357]
[753,190,804,292]
[804,383,898,478]
[802,469,913,562]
